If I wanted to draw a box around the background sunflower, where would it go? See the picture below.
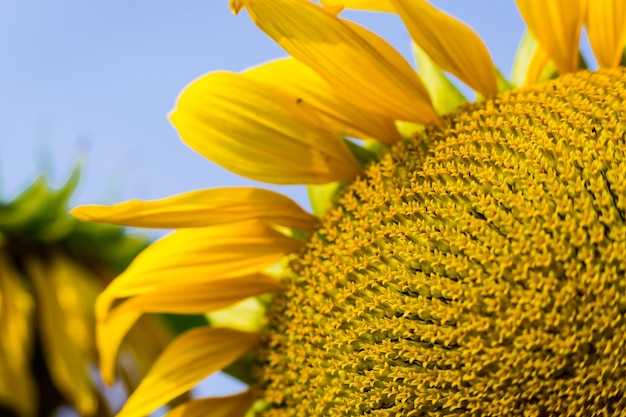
[0,168,170,417]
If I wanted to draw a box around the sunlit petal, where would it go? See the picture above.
[239,0,438,124]
[71,187,317,231]
[170,71,361,185]
[99,221,298,304]
[515,0,585,74]
[94,220,294,343]
[114,273,279,316]
[117,328,259,417]
[245,58,402,144]
[95,220,296,384]
[524,43,556,85]
[164,391,255,417]
[511,31,558,86]
[391,0,497,97]
[586,0,626,68]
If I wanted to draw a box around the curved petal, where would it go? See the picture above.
[524,43,556,85]
[0,254,36,417]
[114,273,279,316]
[586,0,626,68]
[95,220,296,384]
[245,58,402,144]
[511,31,558,86]
[164,391,255,417]
[170,72,361,185]
[117,327,259,417]
[390,0,497,97]
[97,220,299,314]
[27,255,99,416]
[71,187,317,231]
[97,310,141,385]
[236,0,438,125]
[515,0,585,74]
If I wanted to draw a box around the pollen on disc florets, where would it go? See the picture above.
[257,68,626,416]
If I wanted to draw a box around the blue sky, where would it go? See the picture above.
[0,0,526,405]
[0,1,525,211]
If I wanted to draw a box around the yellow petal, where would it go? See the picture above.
[390,0,497,97]
[117,327,259,417]
[71,187,317,231]
[170,71,361,185]
[511,30,558,86]
[586,0,626,68]
[319,0,395,14]
[515,0,585,74]
[94,220,298,380]
[164,391,255,417]
[240,0,438,124]
[99,221,299,306]
[27,255,99,416]
[114,273,279,316]
[0,254,36,417]
[97,309,141,385]
[229,0,244,14]
[245,58,402,145]
[96,306,141,385]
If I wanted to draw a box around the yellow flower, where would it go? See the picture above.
[0,169,172,417]
[73,1,626,415]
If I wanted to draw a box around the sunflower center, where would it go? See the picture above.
[258,69,626,416]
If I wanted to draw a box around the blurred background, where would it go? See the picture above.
[0,1,527,211]
[0,0,528,413]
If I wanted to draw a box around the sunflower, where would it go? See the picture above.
[0,169,170,417]
[72,0,626,416]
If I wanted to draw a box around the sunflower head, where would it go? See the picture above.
[0,169,170,417]
[74,1,626,416]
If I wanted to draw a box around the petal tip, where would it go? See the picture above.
[229,0,245,14]
[69,206,93,221]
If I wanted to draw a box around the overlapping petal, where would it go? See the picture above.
[112,273,279,316]
[97,221,298,307]
[234,0,438,125]
[388,0,497,97]
[97,310,141,385]
[511,31,557,86]
[515,0,585,75]
[586,0,626,68]
[164,391,255,417]
[170,71,361,185]
[27,255,99,416]
[95,220,298,384]
[245,58,402,144]
[117,327,258,417]
[71,187,317,231]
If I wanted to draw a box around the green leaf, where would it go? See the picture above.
[411,41,466,114]
[307,182,346,217]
